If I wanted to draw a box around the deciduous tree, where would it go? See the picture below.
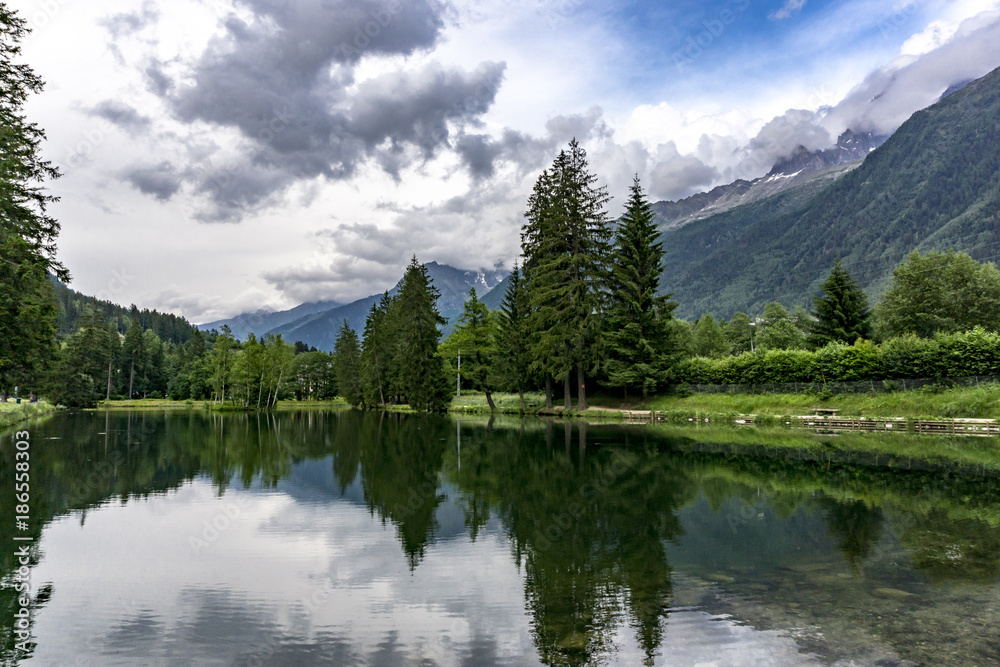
[874,250,1000,338]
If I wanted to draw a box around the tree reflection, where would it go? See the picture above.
[2,413,1000,666]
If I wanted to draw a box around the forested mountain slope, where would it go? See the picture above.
[51,278,198,344]
[660,65,1000,319]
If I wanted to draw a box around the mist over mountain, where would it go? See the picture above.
[656,64,1000,320]
[651,130,887,233]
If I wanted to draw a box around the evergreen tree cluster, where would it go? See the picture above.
[429,140,683,409]
[0,6,62,396]
[342,257,453,412]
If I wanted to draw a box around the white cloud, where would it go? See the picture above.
[900,20,960,56]
[16,0,1000,320]
[770,0,807,21]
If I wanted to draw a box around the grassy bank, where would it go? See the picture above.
[643,382,1000,420]
[94,385,1000,421]
[451,383,1000,421]
[0,401,59,431]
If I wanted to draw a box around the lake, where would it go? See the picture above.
[2,410,999,666]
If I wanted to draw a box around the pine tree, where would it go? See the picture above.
[333,320,363,407]
[0,7,64,394]
[496,264,532,412]
[395,257,451,411]
[521,166,563,408]
[603,176,675,396]
[360,292,396,407]
[441,288,499,412]
[522,139,611,409]
[810,259,872,346]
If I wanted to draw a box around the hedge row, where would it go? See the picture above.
[671,328,1000,385]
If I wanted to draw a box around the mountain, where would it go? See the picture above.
[766,130,886,177]
[651,130,886,233]
[267,262,508,351]
[657,65,1000,320]
[198,299,343,340]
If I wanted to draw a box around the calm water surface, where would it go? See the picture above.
[2,410,999,666]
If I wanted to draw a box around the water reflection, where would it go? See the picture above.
[1,411,999,665]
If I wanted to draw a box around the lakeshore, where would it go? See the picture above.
[0,400,58,431]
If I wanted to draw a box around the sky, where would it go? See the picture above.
[17,0,1000,323]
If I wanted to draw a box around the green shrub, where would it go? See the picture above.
[671,328,1000,387]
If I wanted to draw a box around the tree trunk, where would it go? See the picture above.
[271,369,285,407]
[485,390,496,413]
[517,387,527,413]
[577,363,588,411]
[128,362,135,400]
[106,358,113,402]
[545,373,554,409]
[563,374,571,410]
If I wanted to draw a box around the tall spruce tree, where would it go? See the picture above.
[395,257,451,411]
[810,259,872,347]
[0,6,64,394]
[360,292,396,407]
[521,139,611,409]
[333,320,363,407]
[521,166,562,408]
[441,288,499,412]
[496,264,532,412]
[603,176,675,397]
